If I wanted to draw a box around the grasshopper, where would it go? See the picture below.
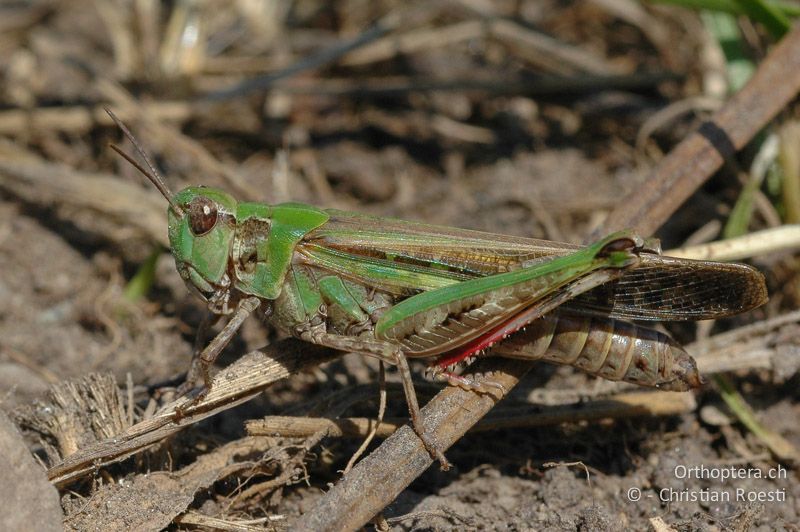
[107,110,767,464]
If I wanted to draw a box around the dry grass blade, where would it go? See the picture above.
[47,340,338,488]
[693,309,800,354]
[0,103,191,135]
[248,390,696,439]
[667,225,800,261]
[489,19,622,76]
[293,24,800,532]
[276,73,680,99]
[204,9,407,101]
[174,512,283,531]
[0,157,167,246]
[341,20,485,66]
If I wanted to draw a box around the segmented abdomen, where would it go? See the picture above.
[492,314,702,391]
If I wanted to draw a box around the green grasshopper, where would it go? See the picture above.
[107,110,767,464]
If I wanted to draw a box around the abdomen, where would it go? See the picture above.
[492,314,703,391]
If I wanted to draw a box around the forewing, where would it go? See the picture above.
[564,254,768,321]
[308,209,569,276]
[303,210,767,320]
[375,234,638,357]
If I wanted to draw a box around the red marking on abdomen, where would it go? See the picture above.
[433,304,545,368]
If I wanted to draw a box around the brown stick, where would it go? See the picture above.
[293,24,800,532]
[596,23,800,238]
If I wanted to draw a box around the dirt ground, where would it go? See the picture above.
[0,1,798,530]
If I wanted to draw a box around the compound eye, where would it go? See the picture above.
[188,196,218,236]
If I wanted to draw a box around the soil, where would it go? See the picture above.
[0,1,798,530]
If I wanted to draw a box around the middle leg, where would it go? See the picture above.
[302,331,451,470]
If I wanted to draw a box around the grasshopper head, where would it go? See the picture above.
[105,109,240,313]
[167,186,238,309]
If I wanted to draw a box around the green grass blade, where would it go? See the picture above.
[702,10,757,92]
[648,0,800,19]
[724,178,761,238]
[779,122,800,223]
[731,0,791,38]
[124,249,160,302]
[713,374,800,461]
[724,134,779,238]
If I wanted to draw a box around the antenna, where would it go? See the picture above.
[104,107,184,217]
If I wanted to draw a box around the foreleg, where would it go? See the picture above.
[175,296,261,414]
